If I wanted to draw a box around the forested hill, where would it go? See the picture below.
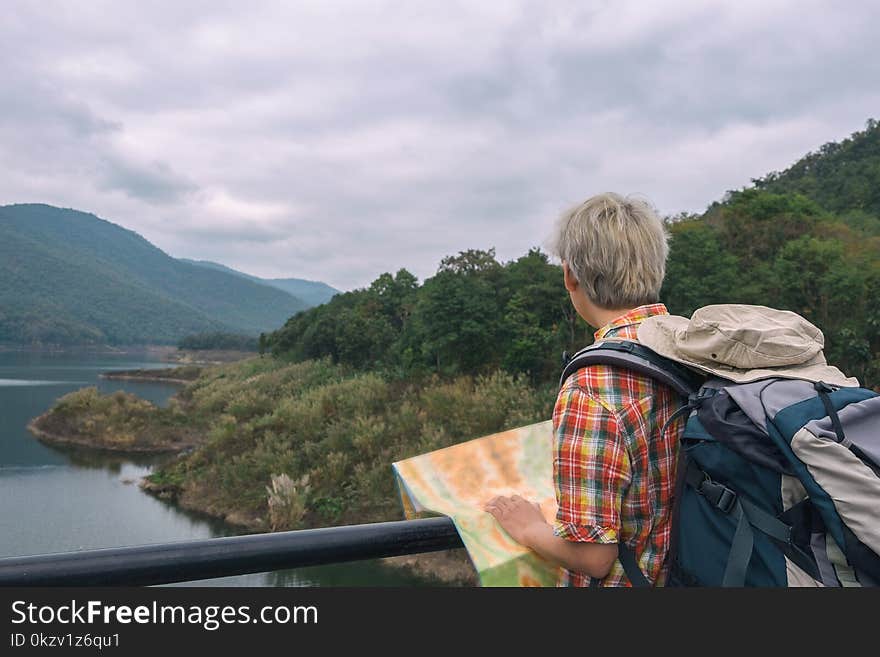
[0,204,313,345]
[179,259,339,307]
[266,120,880,389]
[752,118,880,229]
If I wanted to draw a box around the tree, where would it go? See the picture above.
[409,268,500,374]
[661,220,741,316]
[368,269,419,331]
[437,248,502,276]
[708,190,823,265]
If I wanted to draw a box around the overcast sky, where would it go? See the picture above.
[1,1,877,291]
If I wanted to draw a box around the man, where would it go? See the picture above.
[484,192,683,586]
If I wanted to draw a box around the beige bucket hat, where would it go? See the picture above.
[637,304,860,386]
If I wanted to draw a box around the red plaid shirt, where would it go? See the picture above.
[553,303,683,587]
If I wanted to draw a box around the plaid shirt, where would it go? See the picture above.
[553,303,683,587]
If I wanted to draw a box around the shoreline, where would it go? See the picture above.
[0,344,177,356]
[99,372,193,385]
[0,344,255,365]
[26,415,188,454]
[162,349,256,365]
[137,476,479,585]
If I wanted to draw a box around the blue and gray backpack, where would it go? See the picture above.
[560,340,880,587]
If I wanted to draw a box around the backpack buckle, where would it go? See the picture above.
[687,462,739,514]
[714,487,737,514]
[695,472,738,514]
[687,387,717,408]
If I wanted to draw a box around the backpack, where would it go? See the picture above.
[560,339,880,587]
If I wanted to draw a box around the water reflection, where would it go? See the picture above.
[39,442,175,473]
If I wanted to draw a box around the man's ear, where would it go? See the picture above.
[562,261,579,293]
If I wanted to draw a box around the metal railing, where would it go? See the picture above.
[0,517,463,586]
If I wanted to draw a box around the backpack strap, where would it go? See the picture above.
[684,460,820,585]
[559,339,703,399]
[618,543,651,587]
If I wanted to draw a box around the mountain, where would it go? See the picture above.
[752,118,880,227]
[0,204,314,345]
[179,259,339,307]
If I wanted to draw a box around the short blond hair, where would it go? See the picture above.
[549,193,669,309]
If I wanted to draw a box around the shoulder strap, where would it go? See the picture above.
[559,339,704,399]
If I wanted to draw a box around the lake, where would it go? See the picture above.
[0,350,437,586]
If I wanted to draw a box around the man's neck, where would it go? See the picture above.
[587,305,639,330]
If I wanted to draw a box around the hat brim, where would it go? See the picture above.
[637,315,860,387]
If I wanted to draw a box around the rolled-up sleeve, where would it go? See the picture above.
[552,384,631,544]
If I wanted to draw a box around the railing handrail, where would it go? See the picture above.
[0,517,463,586]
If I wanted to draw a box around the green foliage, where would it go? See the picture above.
[707,190,823,265]
[268,248,592,383]
[267,185,878,391]
[662,185,880,388]
[34,386,197,450]
[661,218,741,316]
[416,371,555,444]
[178,332,259,351]
[661,118,880,389]
[118,358,555,530]
[411,266,501,373]
[753,118,880,216]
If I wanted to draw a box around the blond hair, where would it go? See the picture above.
[549,193,669,309]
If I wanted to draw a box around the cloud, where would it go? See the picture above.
[0,0,878,291]
[98,156,198,203]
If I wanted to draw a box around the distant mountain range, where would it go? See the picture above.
[0,204,338,346]
[178,259,338,308]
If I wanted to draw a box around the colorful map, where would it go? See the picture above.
[392,420,560,586]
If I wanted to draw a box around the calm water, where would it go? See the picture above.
[0,350,436,586]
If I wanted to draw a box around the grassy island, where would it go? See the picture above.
[28,387,202,452]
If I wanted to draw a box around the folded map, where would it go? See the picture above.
[392,420,559,586]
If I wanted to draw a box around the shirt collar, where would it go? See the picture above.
[594,303,669,341]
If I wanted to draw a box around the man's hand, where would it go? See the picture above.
[483,494,620,579]
[483,494,548,547]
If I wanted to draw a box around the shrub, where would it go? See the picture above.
[266,473,310,531]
